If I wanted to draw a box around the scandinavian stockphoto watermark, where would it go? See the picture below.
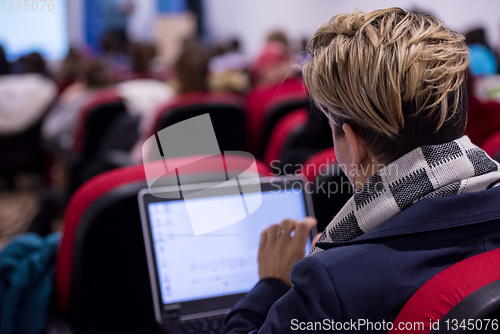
[269,158,398,198]
[142,114,262,236]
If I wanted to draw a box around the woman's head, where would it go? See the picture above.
[303,8,469,166]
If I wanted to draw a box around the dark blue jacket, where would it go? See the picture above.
[224,186,500,333]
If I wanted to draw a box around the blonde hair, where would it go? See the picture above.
[303,8,469,140]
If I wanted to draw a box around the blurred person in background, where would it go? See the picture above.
[251,41,293,87]
[117,43,175,119]
[170,38,209,94]
[54,48,85,95]
[266,30,289,51]
[117,0,156,44]
[209,38,249,94]
[464,28,500,138]
[99,30,130,75]
[465,27,499,77]
[0,52,57,135]
[250,30,294,88]
[42,61,111,151]
[130,38,210,162]
[20,52,51,77]
[246,31,306,154]
[466,27,500,102]
[126,42,157,79]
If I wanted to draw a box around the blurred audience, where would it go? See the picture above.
[209,39,247,73]
[246,31,306,154]
[42,61,111,150]
[208,39,249,94]
[0,46,9,75]
[21,52,51,77]
[267,30,290,50]
[54,48,85,95]
[117,43,174,118]
[0,52,57,135]
[171,38,209,94]
[127,42,157,79]
[130,38,210,163]
[465,27,499,77]
[99,30,130,74]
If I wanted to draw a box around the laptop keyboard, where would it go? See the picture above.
[178,315,225,334]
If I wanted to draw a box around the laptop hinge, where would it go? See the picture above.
[179,308,230,321]
[163,303,181,321]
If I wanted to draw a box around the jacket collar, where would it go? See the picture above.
[315,185,500,250]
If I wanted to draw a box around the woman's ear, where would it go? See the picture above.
[342,124,368,167]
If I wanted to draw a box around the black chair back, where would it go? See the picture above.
[311,164,353,232]
[69,181,158,334]
[0,119,47,188]
[258,98,310,159]
[81,101,127,162]
[70,101,126,192]
[156,103,246,152]
[68,172,241,333]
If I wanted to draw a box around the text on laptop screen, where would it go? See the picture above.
[147,189,308,304]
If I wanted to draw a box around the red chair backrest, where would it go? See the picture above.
[149,92,243,136]
[245,77,308,155]
[389,247,500,333]
[148,92,246,152]
[465,96,500,146]
[481,130,500,158]
[263,108,308,165]
[300,147,337,182]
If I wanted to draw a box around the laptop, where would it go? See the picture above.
[138,176,316,333]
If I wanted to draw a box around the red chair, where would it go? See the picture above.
[390,247,500,333]
[481,130,500,159]
[257,94,309,159]
[55,154,271,333]
[465,96,500,147]
[148,92,246,152]
[262,108,308,165]
[245,77,308,155]
[300,147,337,182]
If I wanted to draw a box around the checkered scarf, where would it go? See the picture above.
[310,136,500,255]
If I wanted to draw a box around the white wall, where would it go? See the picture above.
[204,0,500,57]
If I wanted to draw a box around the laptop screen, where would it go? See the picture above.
[147,187,309,305]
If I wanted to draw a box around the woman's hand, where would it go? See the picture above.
[258,217,317,287]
